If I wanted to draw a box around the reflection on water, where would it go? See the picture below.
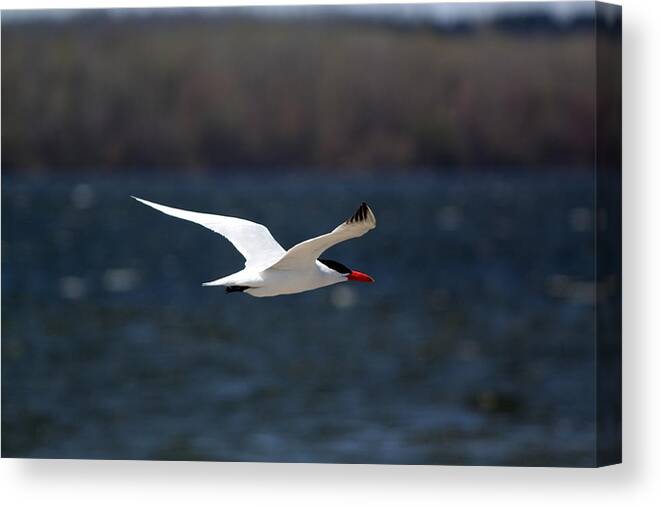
[2,171,596,465]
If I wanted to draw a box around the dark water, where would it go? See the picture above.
[2,171,597,465]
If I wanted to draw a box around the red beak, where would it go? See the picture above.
[347,270,374,283]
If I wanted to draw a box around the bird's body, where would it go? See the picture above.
[204,260,350,297]
[132,197,376,297]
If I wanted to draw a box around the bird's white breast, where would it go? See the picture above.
[245,264,344,297]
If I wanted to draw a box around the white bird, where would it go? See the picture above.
[132,197,376,297]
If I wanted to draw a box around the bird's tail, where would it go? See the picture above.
[202,277,231,287]
[203,268,256,289]
[203,278,251,294]
[202,275,236,287]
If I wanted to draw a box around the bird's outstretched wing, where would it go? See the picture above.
[268,202,376,271]
[132,197,285,270]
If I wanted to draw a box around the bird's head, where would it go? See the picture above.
[318,259,374,283]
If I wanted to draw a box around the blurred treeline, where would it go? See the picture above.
[1,12,617,172]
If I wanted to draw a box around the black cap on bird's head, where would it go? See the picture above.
[319,258,374,283]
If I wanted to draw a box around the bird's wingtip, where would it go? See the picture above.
[131,196,152,206]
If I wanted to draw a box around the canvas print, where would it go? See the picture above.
[1,2,621,466]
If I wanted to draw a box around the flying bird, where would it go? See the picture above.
[132,197,376,297]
